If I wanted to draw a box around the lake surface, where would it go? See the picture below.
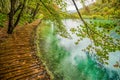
[38,19,120,80]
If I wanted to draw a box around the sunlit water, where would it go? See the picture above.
[38,19,120,80]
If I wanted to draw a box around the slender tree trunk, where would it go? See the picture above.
[7,0,16,34]
[7,0,26,34]
[72,0,90,37]
[71,0,87,25]
[8,11,14,34]
[14,0,26,27]
[32,3,39,19]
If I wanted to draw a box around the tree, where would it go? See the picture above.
[32,3,40,19]
[0,0,68,34]
[72,0,90,37]
[7,0,26,34]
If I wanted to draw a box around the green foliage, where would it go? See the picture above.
[82,15,104,19]
[0,0,68,34]
[0,0,10,14]
[73,20,120,64]
[0,13,7,27]
[103,7,109,12]
[70,28,77,34]
[70,0,120,19]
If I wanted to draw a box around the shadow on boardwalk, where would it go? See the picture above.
[0,19,50,80]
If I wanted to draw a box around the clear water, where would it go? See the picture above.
[38,19,120,80]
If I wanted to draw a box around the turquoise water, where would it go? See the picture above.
[38,20,120,80]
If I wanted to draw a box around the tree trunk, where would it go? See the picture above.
[7,0,16,34]
[71,0,86,25]
[32,3,39,19]
[7,0,26,34]
[7,10,14,34]
[14,0,26,27]
[7,25,14,34]
[72,0,90,37]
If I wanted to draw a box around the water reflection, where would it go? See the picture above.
[39,19,120,80]
[57,19,120,80]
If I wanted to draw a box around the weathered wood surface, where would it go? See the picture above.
[0,20,50,80]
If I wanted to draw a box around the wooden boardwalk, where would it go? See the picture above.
[0,20,50,80]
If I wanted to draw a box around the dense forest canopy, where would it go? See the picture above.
[0,0,68,35]
[0,0,120,65]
